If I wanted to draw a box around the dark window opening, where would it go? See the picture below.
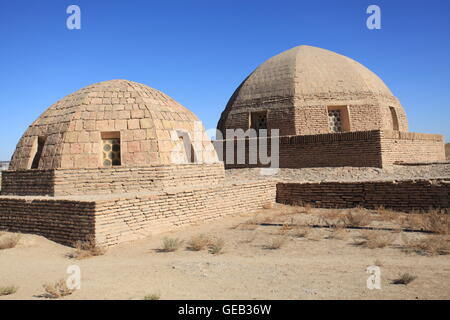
[250,111,268,135]
[31,136,46,169]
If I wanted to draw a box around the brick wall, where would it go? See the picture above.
[277,179,449,212]
[380,131,445,166]
[1,163,225,196]
[0,180,276,246]
[95,181,276,246]
[214,130,383,168]
[214,130,445,169]
[0,197,95,246]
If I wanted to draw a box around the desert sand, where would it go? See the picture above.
[0,204,449,300]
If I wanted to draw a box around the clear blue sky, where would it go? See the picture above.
[1,0,449,160]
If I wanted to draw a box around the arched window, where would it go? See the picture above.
[30,136,46,169]
[389,107,399,131]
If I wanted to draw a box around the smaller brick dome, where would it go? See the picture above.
[10,80,219,170]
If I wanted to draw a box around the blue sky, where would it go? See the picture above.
[0,0,449,160]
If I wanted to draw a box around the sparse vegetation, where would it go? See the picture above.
[391,273,417,285]
[341,211,372,227]
[327,226,348,240]
[402,234,449,256]
[67,236,106,259]
[143,293,160,300]
[160,237,184,252]
[353,230,396,249]
[187,234,211,251]
[264,237,286,249]
[0,234,21,250]
[208,237,225,254]
[0,286,18,296]
[42,279,75,298]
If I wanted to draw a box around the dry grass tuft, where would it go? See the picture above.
[67,237,106,259]
[0,285,18,296]
[353,230,396,249]
[143,293,160,300]
[42,279,75,298]
[391,273,417,285]
[341,211,372,227]
[402,234,449,256]
[277,223,294,235]
[187,234,211,251]
[264,237,286,250]
[402,210,449,234]
[0,234,21,250]
[208,237,225,254]
[160,237,184,252]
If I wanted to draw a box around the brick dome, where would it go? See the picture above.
[218,45,408,136]
[10,80,218,170]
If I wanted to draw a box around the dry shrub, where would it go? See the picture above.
[391,273,417,285]
[0,286,18,296]
[187,234,211,251]
[264,237,286,249]
[290,227,310,238]
[341,211,372,227]
[402,210,449,234]
[160,237,183,252]
[42,279,74,298]
[67,237,106,259]
[208,237,225,254]
[0,234,21,250]
[376,205,397,221]
[303,203,312,214]
[307,230,324,241]
[353,230,396,249]
[402,234,449,256]
[143,293,160,300]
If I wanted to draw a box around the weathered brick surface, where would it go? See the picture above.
[277,179,449,212]
[0,197,95,246]
[0,181,276,247]
[1,163,225,196]
[215,130,445,169]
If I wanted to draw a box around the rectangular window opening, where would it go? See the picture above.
[101,132,121,167]
[327,106,350,133]
[250,111,268,135]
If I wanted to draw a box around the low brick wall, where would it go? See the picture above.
[1,163,225,196]
[214,130,445,169]
[95,181,276,246]
[380,131,445,166]
[277,179,450,212]
[0,197,95,246]
[0,180,276,246]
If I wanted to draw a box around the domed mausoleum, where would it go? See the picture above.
[216,45,444,169]
[0,80,275,246]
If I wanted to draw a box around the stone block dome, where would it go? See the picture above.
[217,45,408,136]
[10,80,219,170]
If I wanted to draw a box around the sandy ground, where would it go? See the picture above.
[0,205,449,300]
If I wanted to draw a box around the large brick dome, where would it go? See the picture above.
[217,45,408,136]
[10,80,218,170]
